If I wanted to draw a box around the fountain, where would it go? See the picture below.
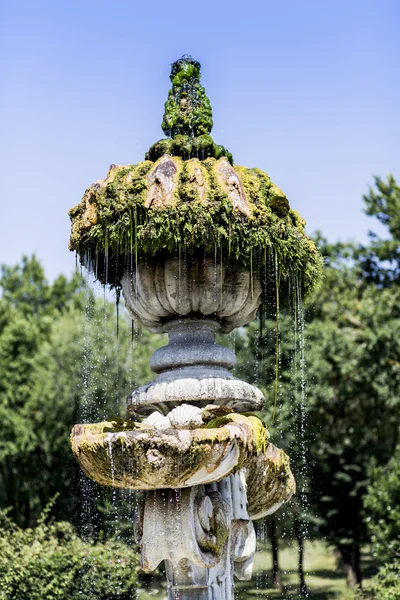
[68,55,322,599]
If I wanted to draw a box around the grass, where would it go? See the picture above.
[137,541,378,599]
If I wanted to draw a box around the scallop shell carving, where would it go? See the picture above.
[167,404,203,429]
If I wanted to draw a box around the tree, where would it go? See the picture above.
[361,174,400,286]
[364,444,400,563]
[0,256,159,528]
[231,175,400,589]
[304,234,400,586]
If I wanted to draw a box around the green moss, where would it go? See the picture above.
[146,134,233,163]
[68,156,323,299]
[68,56,324,300]
[162,55,213,138]
[204,413,268,454]
[145,55,233,163]
[246,415,268,454]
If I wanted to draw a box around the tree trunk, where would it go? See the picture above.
[340,543,362,588]
[293,515,307,595]
[268,519,282,590]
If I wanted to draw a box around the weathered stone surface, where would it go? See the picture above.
[127,374,265,415]
[121,255,262,334]
[245,443,296,519]
[140,486,230,572]
[126,318,265,415]
[139,473,256,599]
[215,158,250,216]
[70,414,295,514]
[71,420,241,490]
[145,155,179,209]
[149,320,236,373]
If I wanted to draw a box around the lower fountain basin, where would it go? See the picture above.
[71,414,295,518]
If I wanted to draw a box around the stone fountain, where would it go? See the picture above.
[68,55,322,599]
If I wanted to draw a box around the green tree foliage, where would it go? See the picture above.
[364,444,400,563]
[302,176,400,585]
[370,563,400,600]
[0,506,139,600]
[362,174,400,285]
[231,175,400,589]
[305,241,400,585]
[362,445,400,599]
[0,256,158,528]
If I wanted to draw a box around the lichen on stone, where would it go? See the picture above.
[70,415,294,515]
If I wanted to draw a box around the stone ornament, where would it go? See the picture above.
[121,254,262,334]
[138,475,258,599]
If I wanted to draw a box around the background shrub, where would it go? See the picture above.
[0,510,140,600]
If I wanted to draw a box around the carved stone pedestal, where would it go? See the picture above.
[139,473,256,600]
[71,257,296,599]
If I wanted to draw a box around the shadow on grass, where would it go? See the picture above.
[236,589,341,599]
[237,566,346,599]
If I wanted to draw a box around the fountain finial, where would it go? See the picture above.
[162,55,212,138]
[146,55,233,162]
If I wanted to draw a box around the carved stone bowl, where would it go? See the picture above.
[121,253,262,334]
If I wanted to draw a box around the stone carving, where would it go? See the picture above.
[216,158,251,216]
[121,254,262,334]
[167,404,204,428]
[146,155,179,209]
[138,474,257,599]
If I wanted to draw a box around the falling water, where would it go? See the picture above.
[295,275,309,596]
[77,271,103,595]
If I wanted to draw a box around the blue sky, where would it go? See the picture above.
[1,0,399,280]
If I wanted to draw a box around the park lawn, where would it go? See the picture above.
[137,541,377,599]
[237,540,376,598]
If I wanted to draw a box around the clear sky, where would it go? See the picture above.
[1,0,399,280]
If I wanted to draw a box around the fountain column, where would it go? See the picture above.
[121,256,264,599]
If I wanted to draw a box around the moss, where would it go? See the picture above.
[146,134,233,163]
[246,415,268,454]
[204,413,268,454]
[68,56,324,300]
[145,55,233,163]
[69,156,323,298]
[71,421,240,490]
[161,55,213,138]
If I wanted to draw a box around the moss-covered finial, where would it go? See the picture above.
[162,55,213,138]
[146,55,233,163]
